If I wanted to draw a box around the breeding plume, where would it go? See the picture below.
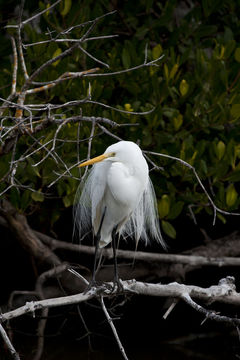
[74,141,165,251]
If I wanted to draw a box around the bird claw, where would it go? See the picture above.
[83,279,99,294]
[111,277,124,294]
[84,277,124,295]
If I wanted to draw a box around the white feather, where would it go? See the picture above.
[74,141,165,249]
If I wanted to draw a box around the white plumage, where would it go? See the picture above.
[74,141,165,249]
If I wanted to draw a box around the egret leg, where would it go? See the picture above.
[91,232,100,285]
[88,206,107,289]
[112,229,123,292]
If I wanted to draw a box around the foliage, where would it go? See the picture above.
[1,0,240,239]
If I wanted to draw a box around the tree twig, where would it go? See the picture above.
[145,151,240,224]
[100,295,129,360]
[0,323,20,360]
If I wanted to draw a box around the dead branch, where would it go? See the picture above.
[145,150,240,223]
[0,324,20,360]
[1,275,239,360]
[100,295,129,360]
[1,277,239,324]
[1,214,240,274]
[35,228,240,267]
[0,200,61,267]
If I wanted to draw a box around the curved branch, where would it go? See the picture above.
[145,150,240,223]
[0,277,239,325]
[0,200,61,267]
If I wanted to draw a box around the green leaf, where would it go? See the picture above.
[161,220,176,239]
[152,44,162,60]
[230,104,240,118]
[21,190,30,210]
[217,213,226,224]
[234,47,240,63]
[179,79,189,96]
[173,113,183,131]
[168,201,184,220]
[63,195,72,207]
[225,170,240,182]
[51,210,61,226]
[215,141,226,160]
[169,64,179,80]
[52,48,62,67]
[195,25,217,39]
[158,194,170,218]
[200,160,208,175]
[122,48,131,68]
[164,63,169,81]
[226,184,238,207]
[31,191,44,202]
[61,0,72,16]
[10,187,20,209]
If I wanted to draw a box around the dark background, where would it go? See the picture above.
[1,0,240,359]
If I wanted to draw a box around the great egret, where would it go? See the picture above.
[74,140,165,286]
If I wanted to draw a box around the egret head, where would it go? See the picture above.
[78,141,142,168]
[78,150,116,168]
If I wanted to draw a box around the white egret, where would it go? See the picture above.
[74,140,165,286]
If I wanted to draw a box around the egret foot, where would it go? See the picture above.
[112,277,124,293]
[83,279,99,294]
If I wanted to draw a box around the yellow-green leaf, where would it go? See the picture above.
[189,150,198,166]
[179,79,189,96]
[124,103,134,112]
[63,195,72,207]
[46,3,50,16]
[215,141,226,160]
[161,220,176,239]
[217,213,226,224]
[152,44,162,60]
[158,195,170,218]
[173,113,183,131]
[31,191,44,202]
[235,144,240,159]
[122,48,131,68]
[164,63,169,81]
[219,45,225,59]
[234,47,240,62]
[52,48,62,66]
[230,104,240,118]
[61,0,72,16]
[169,63,179,80]
[226,184,238,207]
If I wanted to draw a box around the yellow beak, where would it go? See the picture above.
[78,152,114,167]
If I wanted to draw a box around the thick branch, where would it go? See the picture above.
[1,216,240,270]
[0,200,61,267]
[0,277,239,325]
[34,229,240,267]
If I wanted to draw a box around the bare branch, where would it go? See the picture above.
[23,43,79,88]
[100,295,129,360]
[9,0,62,28]
[10,37,18,95]
[26,68,100,93]
[0,324,20,360]
[23,34,119,48]
[17,26,28,80]
[84,54,165,77]
[145,151,240,223]
[1,278,240,324]
[78,44,109,68]
[34,230,240,268]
